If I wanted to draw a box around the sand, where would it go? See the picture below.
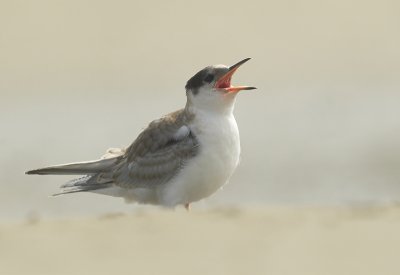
[1,205,400,275]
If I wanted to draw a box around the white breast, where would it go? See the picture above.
[160,110,241,206]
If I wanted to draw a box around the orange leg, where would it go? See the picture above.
[184,203,191,211]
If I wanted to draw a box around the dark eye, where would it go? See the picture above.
[204,74,214,83]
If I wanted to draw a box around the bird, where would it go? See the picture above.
[26,58,256,210]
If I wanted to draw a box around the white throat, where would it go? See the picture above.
[185,87,237,116]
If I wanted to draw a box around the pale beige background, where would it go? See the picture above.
[1,0,400,220]
[1,2,400,275]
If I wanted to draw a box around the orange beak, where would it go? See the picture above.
[214,58,257,93]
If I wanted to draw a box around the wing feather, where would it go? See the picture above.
[111,109,198,188]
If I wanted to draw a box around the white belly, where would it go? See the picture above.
[160,112,241,206]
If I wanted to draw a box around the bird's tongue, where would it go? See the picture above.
[215,75,232,89]
[215,71,256,93]
[215,67,237,90]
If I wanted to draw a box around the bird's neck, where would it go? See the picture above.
[185,95,236,117]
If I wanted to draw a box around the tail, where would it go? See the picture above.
[27,159,117,196]
[52,175,113,196]
[26,148,125,196]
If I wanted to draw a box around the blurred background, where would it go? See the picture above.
[1,0,399,221]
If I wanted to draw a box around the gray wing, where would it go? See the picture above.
[111,109,199,188]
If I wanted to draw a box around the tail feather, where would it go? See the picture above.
[26,157,119,175]
[53,183,113,196]
[53,174,113,196]
[61,175,94,188]
[26,148,124,196]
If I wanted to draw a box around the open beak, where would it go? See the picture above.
[214,58,257,93]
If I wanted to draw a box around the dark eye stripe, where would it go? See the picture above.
[204,74,214,83]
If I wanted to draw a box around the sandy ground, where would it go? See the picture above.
[1,205,400,275]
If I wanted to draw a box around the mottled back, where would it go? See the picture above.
[111,109,199,188]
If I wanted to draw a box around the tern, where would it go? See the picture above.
[26,58,256,210]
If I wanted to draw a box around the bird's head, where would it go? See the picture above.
[185,58,256,113]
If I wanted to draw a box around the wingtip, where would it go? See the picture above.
[25,169,43,175]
